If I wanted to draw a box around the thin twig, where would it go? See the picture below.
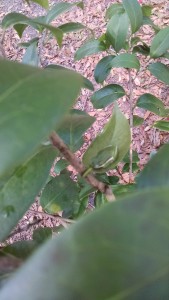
[128,69,134,183]
[50,131,115,201]
[29,209,75,224]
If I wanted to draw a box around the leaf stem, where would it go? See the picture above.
[50,131,115,201]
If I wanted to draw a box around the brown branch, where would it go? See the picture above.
[50,131,115,201]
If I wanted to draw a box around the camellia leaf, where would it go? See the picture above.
[58,22,86,33]
[91,84,125,109]
[0,147,57,242]
[153,121,169,132]
[94,55,115,83]
[45,1,83,24]
[2,240,37,260]
[110,53,140,70]
[22,39,39,66]
[40,174,80,217]
[148,62,169,86]
[46,64,94,91]
[0,59,82,177]
[142,5,153,17]
[150,26,169,58]
[122,0,143,33]
[133,115,144,127]
[56,109,95,151]
[105,3,124,20]
[83,105,130,173]
[137,144,169,189]
[0,188,169,299]
[74,40,107,61]
[106,12,129,52]
[136,93,167,117]
[30,0,49,9]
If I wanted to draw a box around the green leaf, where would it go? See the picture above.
[148,62,169,85]
[0,59,81,177]
[137,144,169,189]
[40,174,80,217]
[58,22,86,33]
[91,84,125,109]
[14,24,27,37]
[0,147,57,242]
[142,16,160,33]
[150,26,169,58]
[133,44,150,56]
[136,93,167,117]
[56,109,95,151]
[110,53,140,70]
[54,159,69,174]
[22,39,39,66]
[1,188,169,299]
[46,64,94,91]
[74,40,107,61]
[122,162,139,173]
[94,55,115,83]
[123,150,139,163]
[133,115,144,127]
[106,12,129,52]
[153,121,169,132]
[2,240,37,259]
[95,191,108,208]
[83,105,130,172]
[105,3,124,20]
[33,228,52,244]
[45,2,83,23]
[30,0,49,8]
[142,5,153,17]
[122,0,143,33]
[112,183,136,198]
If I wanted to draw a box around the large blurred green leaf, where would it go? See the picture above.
[45,2,83,23]
[153,120,169,132]
[148,62,169,85]
[0,59,81,177]
[40,174,80,217]
[106,12,129,52]
[56,109,95,151]
[0,147,57,242]
[150,26,169,58]
[136,93,167,117]
[123,0,143,33]
[137,144,169,189]
[91,84,125,109]
[83,105,130,172]
[74,40,107,61]
[0,188,169,299]
[46,64,94,91]
[94,55,115,83]
[105,3,124,20]
[22,39,39,66]
[111,53,140,70]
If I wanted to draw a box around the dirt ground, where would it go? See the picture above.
[0,0,169,243]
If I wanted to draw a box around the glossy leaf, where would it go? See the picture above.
[30,0,49,8]
[142,5,153,17]
[111,53,140,70]
[94,55,115,83]
[0,59,81,177]
[133,115,144,127]
[148,62,169,85]
[1,188,169,299]
[0,147,57,242]
[40,174,80,216]
[45,2,83,23]
[150,26,169,58]
[74,40,107,61]
[137,144,169,189]
[56,109,95,151]
[153,121,169,132]
[22,39,39,66]
[46,64,94,91]
[106,12,129,52]
[136,93,167,117]
[91,84,125,109]
[123,0,143,33]
[83,105,130,172]
[58,22,86,33]
[105,3,124,20]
